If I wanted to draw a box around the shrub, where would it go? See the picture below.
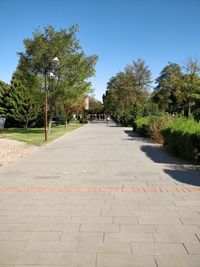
[134,117,151,137]
[162,118,200,163]
[147,115,174,143]
[135,115,173,143]
[119,109,134,126]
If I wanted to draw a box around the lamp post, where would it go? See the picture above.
[44,57,60,141]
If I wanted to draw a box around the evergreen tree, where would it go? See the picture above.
[0,80,10,117]
[5,76,41,128]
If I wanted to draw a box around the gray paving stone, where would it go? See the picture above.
[77,241,131,253]
[36,252,96,266]
[0,231,62,241]
[154,232,199,243]
[80,223,120,232]
[184,242,200,254]
[121,224,156,233]
[61,232,103,242]
[155,224,200,234]
[0,251,38,265]
[131,243,187,255]
[112,216,138,224]
[0,223,80,232]
[155,255,200,267]
[180,214,200,225]
[138,216,182,225]
[70,216,112,223]
[105,232,154,242]
[24,241,78,252]
[97,254,157,267]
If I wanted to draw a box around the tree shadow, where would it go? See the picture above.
[140,144,200,186]
[124,130,200,186]
[164,168,200,186]
[124,130,154,143]
[140,145,182,165]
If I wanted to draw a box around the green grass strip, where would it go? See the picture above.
[0,123,82,146]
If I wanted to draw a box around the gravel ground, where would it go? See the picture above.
[0,137,38,166]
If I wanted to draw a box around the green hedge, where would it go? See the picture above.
[133,117,151,137]
[162,118,200,163]
[134,115,173,143]
[135,116,200,163]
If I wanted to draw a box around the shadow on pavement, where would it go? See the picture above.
[141,145,200,186]
[164,168,200,186]
[124,130,153,143]
[140,145,181,165]
[124,129,200,186]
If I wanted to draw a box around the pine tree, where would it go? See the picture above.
[6,78,41,128]
[0,80,10,117]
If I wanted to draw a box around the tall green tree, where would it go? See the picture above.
[103,59,151,121]
[179,58,200,117]
[152,63,183,113]
[5,75,41,128]
[0,81,10,117]
[152,59,200,118]
[18,25,98,129]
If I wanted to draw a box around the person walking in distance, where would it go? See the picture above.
[106,115,110,125]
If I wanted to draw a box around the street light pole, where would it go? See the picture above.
[44,69,48,141]
[44,57,60,142]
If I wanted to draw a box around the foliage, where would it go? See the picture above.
[179,58,200,118]
[118,108,135,126]
[135,115,174,143]
[162,118,200,163]
[152,63,182,113]
[103,58,152,124]
[87,96,103,114]
[152,58,200,119]
[18,25,98,126]
[5,76,42,128]
[0,80,10,117]
[133,116,150,136]
[135,115,200,163]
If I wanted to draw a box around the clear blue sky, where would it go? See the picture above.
[0,0,200,100]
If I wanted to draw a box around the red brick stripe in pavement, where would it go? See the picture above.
[0,186,199,193]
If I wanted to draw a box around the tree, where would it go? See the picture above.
[87,96,103,114]
[179,58,200,117]
[0,80,10,117]
[152,59,200,118]
[18,25,98,129]
[152,63,183,113]
[5,75,41,128]
[103,59,151,122]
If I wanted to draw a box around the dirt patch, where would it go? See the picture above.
[0,137,38,166]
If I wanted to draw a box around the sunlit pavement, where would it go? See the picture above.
[0,121,199,267]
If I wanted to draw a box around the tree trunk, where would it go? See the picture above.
[48,117,52,134]
[25,119,29,129]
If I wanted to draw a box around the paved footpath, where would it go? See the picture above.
[0,121,200,267]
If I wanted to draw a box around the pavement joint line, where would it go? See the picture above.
[0,186,199,193]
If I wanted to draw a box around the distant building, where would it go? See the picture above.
[84,97,89,110]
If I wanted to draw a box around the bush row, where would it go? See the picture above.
[134,115,200,163]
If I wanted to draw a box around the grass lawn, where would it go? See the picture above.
[0,123,82,146]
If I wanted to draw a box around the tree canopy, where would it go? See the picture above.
[103,59,152,122]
